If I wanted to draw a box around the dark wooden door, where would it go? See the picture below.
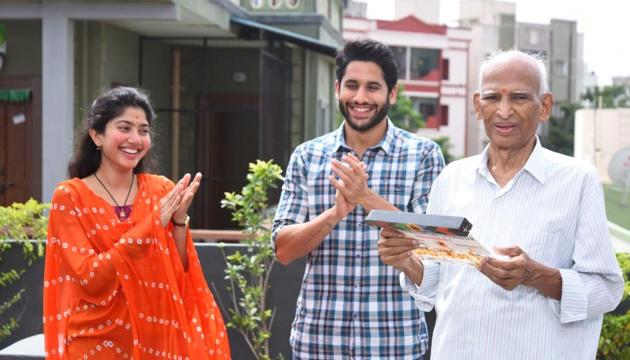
[194,94,259,229]
[0,77,41,205]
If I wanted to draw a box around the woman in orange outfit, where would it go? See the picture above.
[43,87,230,359]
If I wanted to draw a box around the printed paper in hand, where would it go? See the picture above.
[366,209,490,267]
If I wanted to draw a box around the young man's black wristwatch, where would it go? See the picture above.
[172,215,190,227]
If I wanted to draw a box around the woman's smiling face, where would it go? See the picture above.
[91,106,151,173]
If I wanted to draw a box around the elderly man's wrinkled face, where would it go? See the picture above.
[474,57,552,152]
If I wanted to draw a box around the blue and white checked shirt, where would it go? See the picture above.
[273,120,444,359]
[402,138,624,360]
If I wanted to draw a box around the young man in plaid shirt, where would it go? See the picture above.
[272,39,444,359]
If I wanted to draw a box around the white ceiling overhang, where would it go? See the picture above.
[0,0,236,38]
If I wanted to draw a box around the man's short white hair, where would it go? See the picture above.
[478,50,550,96]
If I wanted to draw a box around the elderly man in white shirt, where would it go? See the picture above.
[378,50,624,360]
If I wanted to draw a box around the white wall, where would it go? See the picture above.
[575,108,630,183]
[317,56,334,135]
[460,0,515,26]
[393,0,440,23]
[416,95,467,157]
[443,48,467,86]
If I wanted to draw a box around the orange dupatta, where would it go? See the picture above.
[43,173,230,359]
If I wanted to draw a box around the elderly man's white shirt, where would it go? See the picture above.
[401,139,624,360]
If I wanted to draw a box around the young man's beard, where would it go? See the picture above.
[339,99,390,132]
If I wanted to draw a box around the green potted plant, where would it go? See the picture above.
[220,160,283,360]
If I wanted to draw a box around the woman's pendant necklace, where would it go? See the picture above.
[94,172,135,221]
[114,204,132,219]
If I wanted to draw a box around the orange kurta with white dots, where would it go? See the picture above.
[43,173,231,359]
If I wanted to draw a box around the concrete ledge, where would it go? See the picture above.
[190,229,250,242]
[610,221,630,243]
[0,334,44,359]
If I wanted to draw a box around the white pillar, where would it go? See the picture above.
[41,13,73,201]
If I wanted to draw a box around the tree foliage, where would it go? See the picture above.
[220,160,284,360]
[539,102,580,157]
[583,85,630,108]
[389,85,425,132]
[433,136,455,164]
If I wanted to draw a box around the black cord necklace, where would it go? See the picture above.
[94,172,134,220]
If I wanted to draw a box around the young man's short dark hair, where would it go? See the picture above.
[335,39,399,94]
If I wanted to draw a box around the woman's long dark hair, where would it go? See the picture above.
[68,87,157,179]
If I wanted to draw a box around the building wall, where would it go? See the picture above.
[463,23,501,155]
[315,0,344,31]
[443,30,469,86]
[137,39,171,116]
[516,22,550,60]
[613,76,630,87]
[549,20,571,102]
[302,51,335,140]
[344,1,367,18]
[0,20,42,77]
[576,33,584,99]
[329,0,342,31]
[343,16,471,158]
[184,45,261,175]
[317,0,330,18]
[316,56,334,135]
[416,94,467,156]
[74,22,141,127]
[137,38,172,173]
[414,38,469,158]
[242,0,313,12]
[361,29,448,49]
[393,0,440,23]
[319,23,341,46]
[459,1,516,155]
[246,0,343,36]
[517,20,582,104]
[303,50,315,139]
[290,47,306,149]
[438,40,469,157]
[98,24,140,92]
[459,0,516,26]
[575,108,630,183]
[0,20,43,203]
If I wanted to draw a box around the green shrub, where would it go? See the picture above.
[598,253,630,359]
[0,199,49,341]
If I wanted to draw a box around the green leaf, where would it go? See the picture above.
[221,160,282,359]
[0,199,48,341]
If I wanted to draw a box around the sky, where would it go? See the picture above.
[362,0,630,86]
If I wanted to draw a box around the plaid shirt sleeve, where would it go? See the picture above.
[409,142,445,214]
[272,145,309,247]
